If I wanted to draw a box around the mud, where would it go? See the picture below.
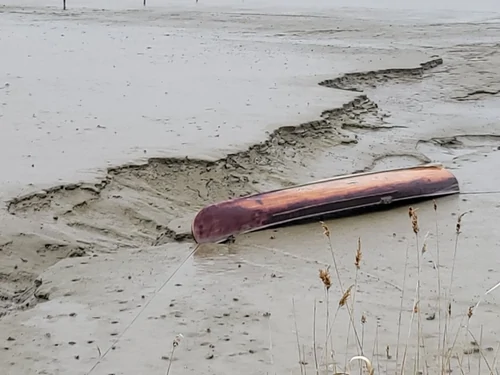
[2,59,439,316]
[1,3,500,375]
[453,89,500,101]
[319,58,443,92]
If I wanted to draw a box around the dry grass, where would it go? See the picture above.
[293,202,500,375]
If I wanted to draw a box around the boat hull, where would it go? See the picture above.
[191,164,460,244]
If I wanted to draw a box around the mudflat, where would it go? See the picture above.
[1,2,500,375]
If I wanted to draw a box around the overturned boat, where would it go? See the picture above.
[191,164,460,244]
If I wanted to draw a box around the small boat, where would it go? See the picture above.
[191,164,460,244]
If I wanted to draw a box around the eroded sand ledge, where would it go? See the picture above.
[0,58,443,318]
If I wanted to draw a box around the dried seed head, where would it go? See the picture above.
[408,207,414,218]
[355,237,362,269]
[411,210,419,235]
[413,301,419,313]
[319,268,332,290]
[448,302,452,317]
[433,199,437,211]
[421,242,427,255]
[467,306,473,319]
[361,314,367,324]
[339,285,353,307]
[386,345,391,359]
[320,221,330,238]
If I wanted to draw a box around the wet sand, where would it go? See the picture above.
[1,2,500,375]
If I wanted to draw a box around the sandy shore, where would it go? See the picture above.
[1,2,500,375]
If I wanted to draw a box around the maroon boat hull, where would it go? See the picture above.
[191,164,460,244]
